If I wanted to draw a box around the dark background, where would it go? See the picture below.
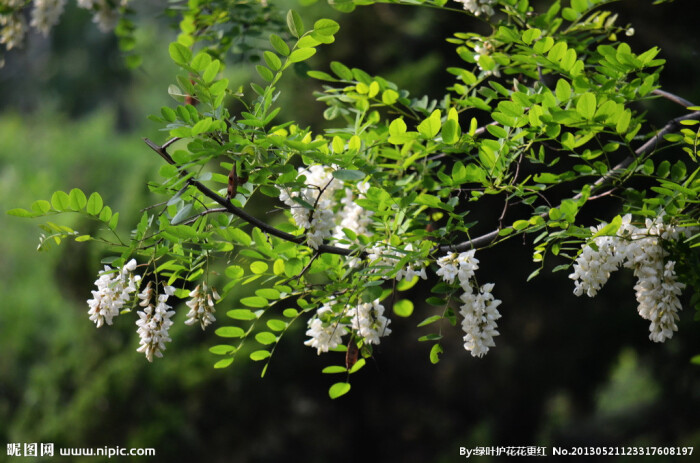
[1,1,699,461]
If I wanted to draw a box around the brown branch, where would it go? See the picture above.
[652,89,696,108]
[144,138,354,257]
[437,110,700,254]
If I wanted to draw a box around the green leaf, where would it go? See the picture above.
[255,331,277,345]
[215,326,245,338]
[330,61,353,80]
[332,169,365,181]
[31,200,52,214]
[393,299,414,317]
[227,309,258,320]
[322,365,348,374]
[256,65,274,82]
[441,119,460,145]
[213,358,234,369]
[168,42,191,65]
[263,51,282,71]
[522,28,541,44]
[286,10,304,38]
[51,191,71,211]
[250,350,271,361]
[555,78,571,103]
[576,92,597,120]
[349,358,365,374]
[283,308,299,318]
[382,89,399,105]
[250,261,269,274]
[202,60,221,83]
[241,296,268,308]
[225,265,245,280]
[288,48,316,64]
[68,188,87,211]
[256,288,281,300]
[230,228,252,246]
[417,110,441,138]
[313,18,340,36]
[209,345,235,355]
[270,34,290,56]
[7,208,34,218]
[328,382,351,399]
[429,343,443,364]
[86,192,103,215]
[267,319,287,331]
[417,315,442,328]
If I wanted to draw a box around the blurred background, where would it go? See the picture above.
[2,1,700,461]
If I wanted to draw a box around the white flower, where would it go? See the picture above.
[76,0,123,32]
[460,283,502,357]
[368,242,428,281]
[333,186,373,246]
[279,164,341,249]
[436,250,479,288]
[347,299,391,345]
[30,0,66,36]
[304,299,349,354]
[570,214,691,342]
[0,13,27,50]
[87,259,141,328]
[454,0,497,17]
[136,285,176,362]
[184,283,219,330]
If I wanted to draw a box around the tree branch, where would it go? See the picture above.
[652,89,696,108]
[437,110,700,254]
[144,138,354,256]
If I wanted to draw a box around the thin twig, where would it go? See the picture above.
[144,138,355,257]
[182,207,228,225]
[652,89,696,108]
[437,110,700,254]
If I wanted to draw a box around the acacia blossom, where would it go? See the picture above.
[0,13,26,51]
[570,214,690,342]
[279,164,341,249]
[347,299,392,345]
[454,0,497,17]
[136,283,176,362]
[30,0,66,36]
[460,283,502,357]
[436,250,502,357]
[304,299,349,354]
[87,259,140,328]
[367,242,428,281]
[184,283,220,330]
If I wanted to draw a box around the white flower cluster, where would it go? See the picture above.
[304,297,393,354]
[136,282,176,362]
[473,40,501,77]
[304,299,349,355]
[347,299,392,345]
[569,214,690,342]
[184,283,220,330]
[87,259,140,328]
[0,11,26,51]
[279,164,341,249]
[367,242,428,281]
[333,181,373,245]
[437,250,502,357]
[77,0,125,32]
[30,0,66,36]
[1,0,125,54]
[454,0,497,17]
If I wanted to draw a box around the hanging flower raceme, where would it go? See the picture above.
[87,258,141,328]
[347,299,392,345]
[459,283,502,358]
[569,214,690,342]
[279,164,341,249]
[30,0,67,36]
[454,0,497,17]
[436,249,503,357]
[304,298,349,355]
[184,283,220,330]
[0,12,26,51]
[136,283,176,362]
